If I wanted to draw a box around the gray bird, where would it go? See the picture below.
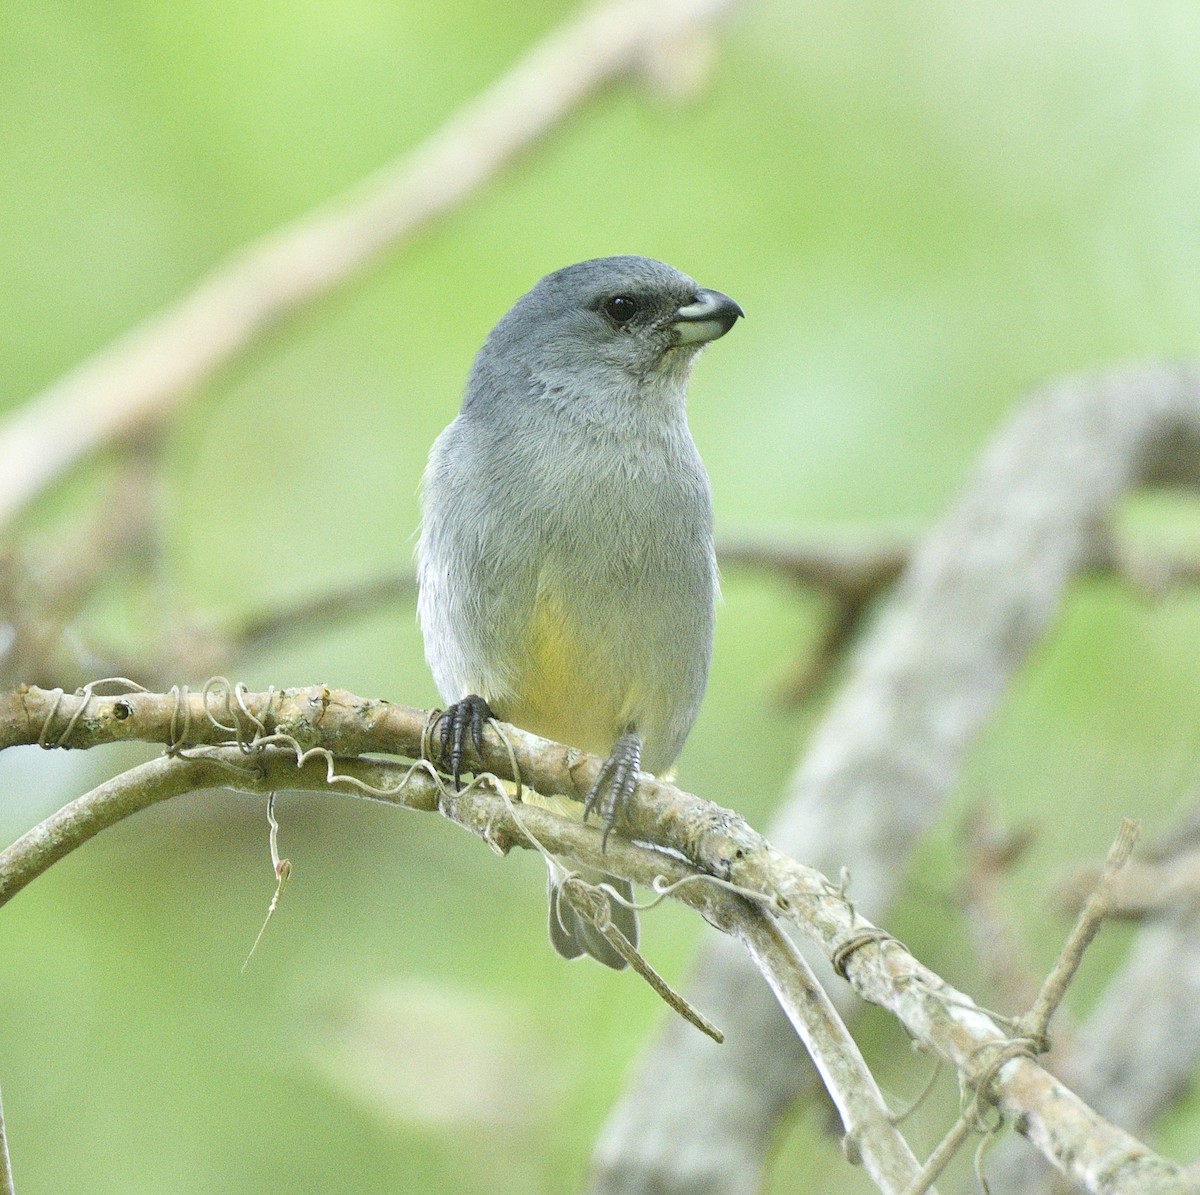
[417,256,741,968]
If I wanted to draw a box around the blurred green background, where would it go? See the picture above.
[3,1,1200,1191]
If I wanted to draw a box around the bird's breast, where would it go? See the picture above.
[498,441,714,765]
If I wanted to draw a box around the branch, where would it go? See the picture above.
[1,702,927,1191]
[718,534,912,600]
[15,510,1200,698]
[728,908,928,1195]
[1,683,1192,1192]
[592,362,1200,1193]
[987,903,1200,1193]
[0,0,740,533]
[720,529,1200,603]
[722,528,1200,702]
[1017,820,1140,1049]
[1056,797,1200,917]
[987,814,1200,1192]
[0,441,164,688]
[0,1080,12,1195]
[159,527,1200,700]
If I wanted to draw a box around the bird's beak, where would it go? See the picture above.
[670,289,744,346]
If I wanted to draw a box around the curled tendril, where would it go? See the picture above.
[166,684,191,755]
[968,1037,1041,1109]
[36,677,149,749]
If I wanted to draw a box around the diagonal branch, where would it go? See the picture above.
[729,908,930,1194]
[0,682,1192,1192]
[0,0,740,533]
[0,732,927,1193]
[592,361,1200,1194]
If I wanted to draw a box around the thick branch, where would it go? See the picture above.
[0,684,1190,1192]
[593,362,1200,1193]
[0,0,739,532]
[0,735,926,1191]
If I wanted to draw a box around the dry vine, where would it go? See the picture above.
[0,681,1192,1193]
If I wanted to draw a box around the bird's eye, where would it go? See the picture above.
[603,295,638,324]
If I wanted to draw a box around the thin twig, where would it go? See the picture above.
[1057,849,1200,920]
[900,1103,979,1195]
[226,571,415,656]
[1018,818,1141,1047]
[0,0,740,532]
[984,894,1200,1192]
[562,880,724,1043]
[501,785,725,1042]
[0,1080,13,1195]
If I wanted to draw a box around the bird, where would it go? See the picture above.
[416,255,741,968]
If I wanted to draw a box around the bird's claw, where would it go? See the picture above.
[583,732,642,852]
[437,694,492,788]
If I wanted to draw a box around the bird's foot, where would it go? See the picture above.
[436,694,493,788]
[583,732,642,852]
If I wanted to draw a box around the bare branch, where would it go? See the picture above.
[987,905,1200,1193]
[183,525,1200,703]
[1018,819,1140,1048]
[0,0,740,532]
[1058,838,1200,920]
[0,443,163,688]
[720,529,1200,605]
[723,528,1200,702]
[718,534,912,602]
[0,1080,12,1195]
[0,682,1192,1193]
[729,908,931,1194]
[900,1103,982,1195]
[593,362,1200,1193]
[16,512,1200,701]
[2,717,928,1189]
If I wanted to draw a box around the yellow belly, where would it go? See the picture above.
[495,591,634,761]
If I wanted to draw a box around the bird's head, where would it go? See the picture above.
[464,256,742,423]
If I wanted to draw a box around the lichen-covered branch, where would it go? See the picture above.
[0,714,927,1192]
[0,682,1191,1192]
[592,362,1200,1194]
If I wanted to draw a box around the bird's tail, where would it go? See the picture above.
[545,858,638,971]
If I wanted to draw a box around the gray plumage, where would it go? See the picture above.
[417,256,740,968]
